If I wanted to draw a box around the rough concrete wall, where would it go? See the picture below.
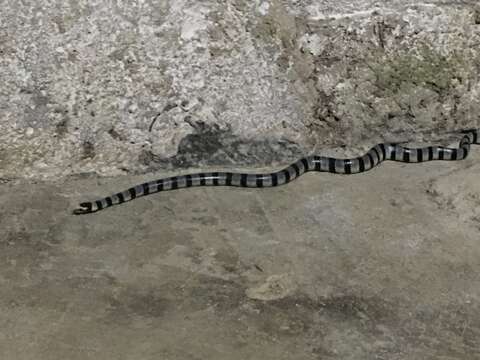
[1,0,480,179]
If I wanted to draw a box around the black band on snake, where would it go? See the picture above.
[73,129,479,215]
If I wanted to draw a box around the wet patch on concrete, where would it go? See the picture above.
[104,288,172,322]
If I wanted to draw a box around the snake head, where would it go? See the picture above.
[73,202,93,215]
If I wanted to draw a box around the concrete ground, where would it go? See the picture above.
[1,151,480,360]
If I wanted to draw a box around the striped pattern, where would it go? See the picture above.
[73,129,479,215]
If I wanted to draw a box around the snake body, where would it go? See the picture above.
[73,129,479,215]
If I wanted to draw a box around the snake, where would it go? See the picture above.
[73,129,479,215]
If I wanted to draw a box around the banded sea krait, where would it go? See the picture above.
[73,129,479,215]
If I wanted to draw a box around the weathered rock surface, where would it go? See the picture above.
[1,0,480,179]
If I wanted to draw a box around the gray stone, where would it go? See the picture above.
[1,0,480,179]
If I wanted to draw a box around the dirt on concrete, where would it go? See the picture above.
[1,149,479,359]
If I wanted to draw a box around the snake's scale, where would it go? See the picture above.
[73,129,479,215]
